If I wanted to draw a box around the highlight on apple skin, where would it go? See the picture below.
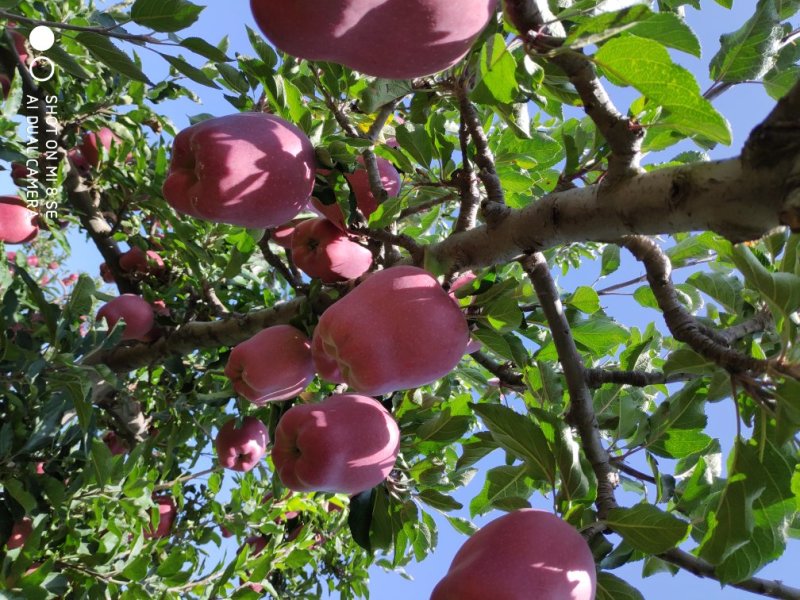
[162,113,315,228]
[144,496,177,540]
[215,416,270,472]
[250,0,498,79]
[291,217,373,283]
[225,325,315,404]
[312,156,401,230]
[430,509,597,600]
[0,196,38,244]
[271,394,401,495]
[96,294,155,342]
[118,246,165,276]
[312,266,470,395]
[6,517,32,550]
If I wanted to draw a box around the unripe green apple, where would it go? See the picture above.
[430,509,597,600]
[163,113,315,228]
[250,0,498,79]
[271,394,400,494]
[312,266,469,395]
[225,325,315,404]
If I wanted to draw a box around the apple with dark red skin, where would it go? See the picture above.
[271,394,400,494]
[99,262,115,283]
[144,496,177,540]
[103,431,128,456]
[312,266,469,395]
[163,113,315,228]
[250,0,498,79]
[225,325,315,404]
[8,27,28,64]
[119,247,165,275]
[10,163,28,181]
[430,509,597,600]
[312,157,401,230]
[0,196,38,244]
[291,218,373,283]
[215,417,270,472]
[78,128,124,168]
[96,294,155,342]
[6,517,32,550]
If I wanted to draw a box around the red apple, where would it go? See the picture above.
[431,509,597,600]
[250,0,498,79]
[144,496,177,540]
[272,218,308,249]
[0,196,38,244]
[312,157,401,230]
[6,517,32,550]
[271,394,400,494]
[10,163,29,181]
[225,325,315,404]
[291,217,373,283]
[96,294,155,342]
[215,417,270,472]
[26,255,38,268]
[99,262,115,283]
[163,113,315,228]
[119,247,165,275]
[78,128,123,168]
[103,431,128,456]
[312,266,469,395]
[34,462,45,475]
[67,148,92,178]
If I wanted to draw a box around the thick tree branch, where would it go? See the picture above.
[620,236,772,375]
[453,118,481,234]
[258,235,306,292]
[660,548,800,600]
[503,0,644,182]
[521,252,618,519]
[585,368,692,388]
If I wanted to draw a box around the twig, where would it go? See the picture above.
[584,368,693,388]
[354,226,424,264]
[0,9,159,44]
[470,351,525,391]
[610,458,657,484]
[258,235,306,292]
[153,467,218,492]
[521,252,618,519]
[202,281,230,317]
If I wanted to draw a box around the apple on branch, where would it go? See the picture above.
[225,325,315,404]
[5,517,32,550]
[215,417,270,472]
[291,217,373,283]
[144,496,177,540]
[250,0,498,79]
[0,196,38,245]
[312,266,469,395]
[96,294,156,342]
[271,394,400,495]
[163,113,315,228]
[430,509,597,600]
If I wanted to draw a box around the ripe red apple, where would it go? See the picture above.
[78,128,123,168]
[163,113,315,228]
[103,431,128,456]
[271,218,307,249]
[215,417,270,472]
[67,148,92,178]
[312,157,401,230]
[250,0,498,79]
[6,517,32,550]
[271,394,400,494]
[430,509,597,600]
[10,163,28,181]
[35,462,45,475]
[225,325,315,404]
[99,262,115,283]
[291,217,373,283]
[312,266,469,395]
[0,196,38,244]
[96,294,155,342]
[144,496,177,540]
[119,247,165,275]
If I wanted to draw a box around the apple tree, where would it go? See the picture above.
[1,0,799,598]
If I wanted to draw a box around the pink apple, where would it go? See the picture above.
[250,0,498,79]
[0,196,38,244]
[431,509,597,600]
[271,394,400,494]
[78,127,123,168]
[103,431,128,456]
[119,247,165,275]
[163,113,315,228]
[144,496,177,540]
[312,266,469,395]
[6,517,32,550]
[225,325,315,404]
[215,417,270,472]
[291,217,373,283]
[96,294,155,342]
[272,218,308,249]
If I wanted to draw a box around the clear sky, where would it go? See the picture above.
[1,2,796,599]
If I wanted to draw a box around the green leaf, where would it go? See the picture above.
[594,36,732,144]
[571,316,629,357]
[416,490,463,512]
[729,244,800,326]
[709,0,784,83]
[596,572,646,600]
[470,403,555,483]
[686,271,743,313]
[131,0,204,33]
[601,245,622,276]
[469,465,534,517]
[348,488,376,552]
[485,295,523,332]
[179,37,230,63]
[75,33,151,84]
[395,124,433,167]
[416,411,472,445]
[4,479,37,513]
[646,380,713,459]
[565,5,653,49]
[161,54,219,88]
[628,13,702,57]
[568,286,601,314]
[472,34,519,105]
[607,504,691,554]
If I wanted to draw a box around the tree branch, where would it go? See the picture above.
[470,351,525,391]
[585,368,694,388]
[258,235,306,292]
[521,252,618,519]
[453,117,481,234]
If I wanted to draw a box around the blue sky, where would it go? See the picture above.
[1,2,796,598]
